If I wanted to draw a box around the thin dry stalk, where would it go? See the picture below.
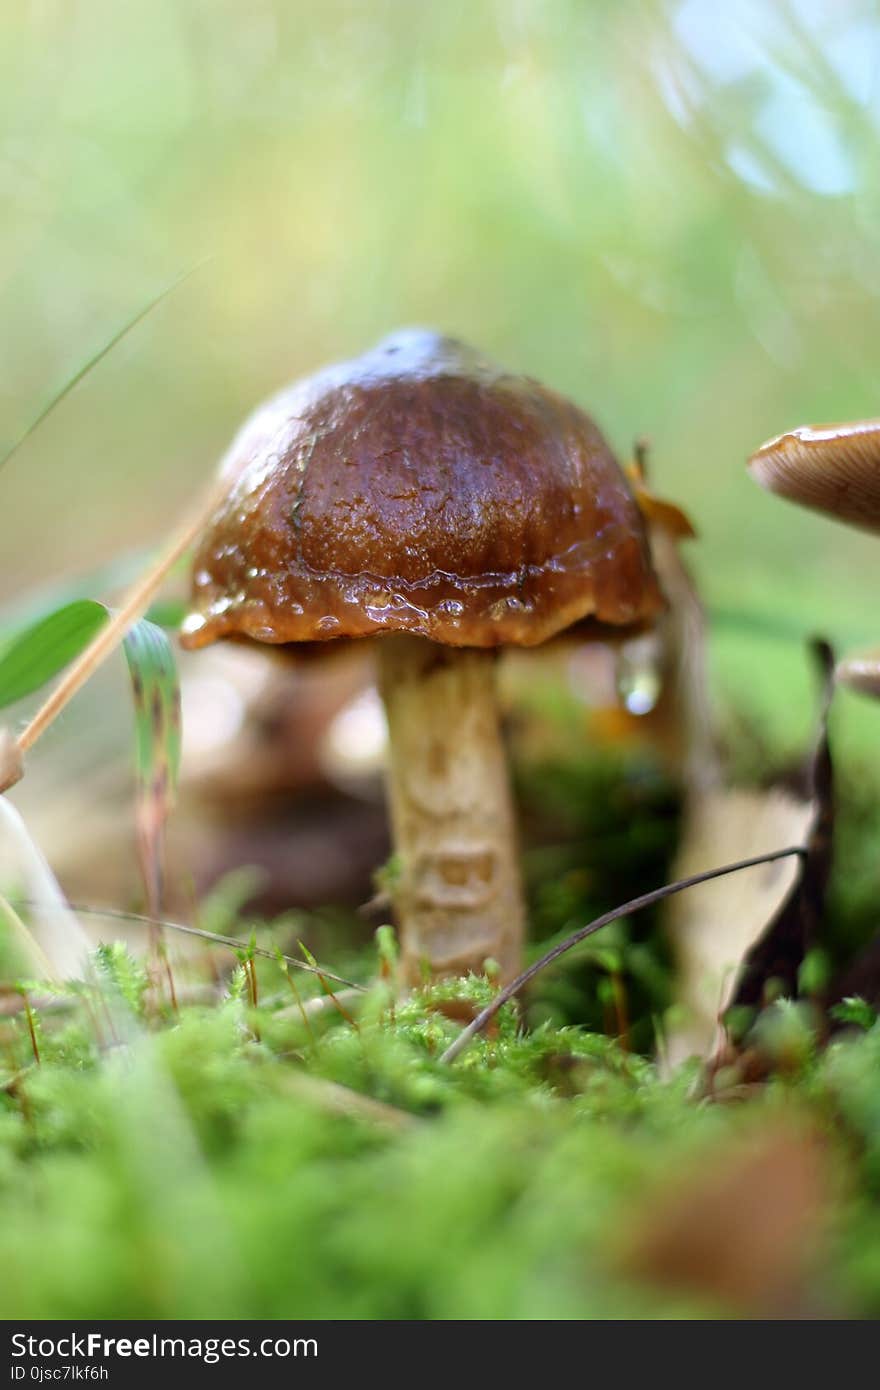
[440,846,806,1065]
[10,899,365,993]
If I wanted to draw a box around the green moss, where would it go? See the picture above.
[0,940,878,1319]
[1,733,879,1319]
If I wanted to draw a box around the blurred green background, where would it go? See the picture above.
[2,0,880,761]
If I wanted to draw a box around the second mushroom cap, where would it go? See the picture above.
[748,420,880,534]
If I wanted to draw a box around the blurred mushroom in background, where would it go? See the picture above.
[749,419,880,683]
[835,648,880,700]
[749,420,880,533]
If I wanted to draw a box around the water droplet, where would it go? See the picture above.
[181,612,207,637]
[615,635,662,716]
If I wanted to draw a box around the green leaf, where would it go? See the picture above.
[122,618,182,917]
[123,618,182,787]
[0,600,108,709]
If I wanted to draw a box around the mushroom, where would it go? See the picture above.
[835,649,880,699]
[748,420,880,532]
[181,330,664,985]
[748,418,880,697]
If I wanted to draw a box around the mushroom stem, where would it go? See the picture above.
[377,634,525,986]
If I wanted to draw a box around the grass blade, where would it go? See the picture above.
[0,798,91,979]
[0,267,203,476]
[122,618,182,917]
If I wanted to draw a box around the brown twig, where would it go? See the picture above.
[439,845,807,1065]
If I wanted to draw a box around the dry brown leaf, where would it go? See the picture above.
[664,643,833,1069]
[628,450,835,1070]
[664,787,815,1066]
[615,1119,835,1316]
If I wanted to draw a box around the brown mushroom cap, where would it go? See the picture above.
[182,330,664,651]
[748,420,880,533]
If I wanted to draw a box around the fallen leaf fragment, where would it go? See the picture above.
[664,642,834,1069]
[615,1119,835,1317]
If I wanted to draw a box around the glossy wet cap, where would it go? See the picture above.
[182,330,664,650]
[748,421,880,533]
